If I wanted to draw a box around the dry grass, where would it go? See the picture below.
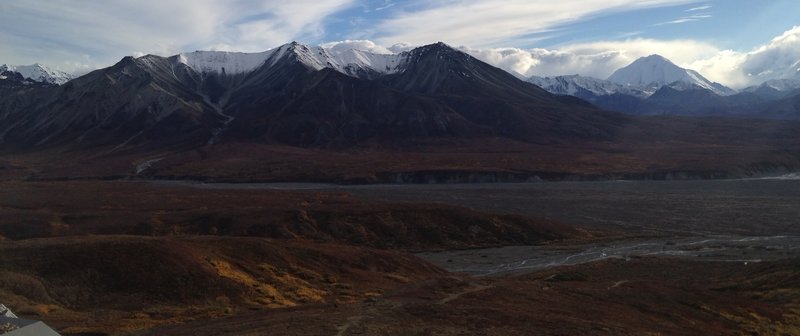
[0,235,445,335]
[0,181,579,248]
[145,258,800,336]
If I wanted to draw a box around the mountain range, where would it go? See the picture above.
[1,42,800,182]
[0,42,618,152]
[528,54,800,119]
[6,48,800,122]
[0,63,73,85]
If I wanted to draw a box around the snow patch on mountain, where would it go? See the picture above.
[269,42,329,70]
[265,42,410,77]
[174,42,409,79]
[665,80,710,92]
[608,55,735,96]
[0,63,73,85]
[739,78,800,99]
[176,50,276,75]
[746,78,800,92]
[529,75,649,98]
[324,47,407,75]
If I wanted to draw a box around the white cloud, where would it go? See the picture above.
[320,40,394,54]
[374,1,397,11]
[457,47,543,77]
[229,0,354,51]
[737,26,800,84]
[461,26,800,89]
[356,25,799,89]
[387,43,417,53]
[459,38,721,80]
[683,51,748,88]
[0,0,354,73]
[685,5,711,11]
[655,14,712,26]
[1,1,798,90]
[373,0,702,47]
[321,40,418,54]
[679,26,800,88]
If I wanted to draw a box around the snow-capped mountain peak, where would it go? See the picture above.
[323,47,407,76]
[608,54,735,96]
[266,41,411,78]
[756,78,800,92]
[269,42,329,70]
[739,78,800,99]
[174,42,409,79]
[607,55,684,88]
[173,42,334,76]
[175,50,275,75]
[529,74,648,98]
[0,63,73,85]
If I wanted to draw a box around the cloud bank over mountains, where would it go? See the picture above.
[320,26,800,89]
[0,0,716,73]
[457,39,721,80]
[1,1,798,88]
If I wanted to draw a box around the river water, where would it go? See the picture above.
[174,178,800,236]
[416,235,800,276]
[163,178,800,275]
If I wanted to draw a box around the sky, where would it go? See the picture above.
[0,0,798,88]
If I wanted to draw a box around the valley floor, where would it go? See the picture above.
[0,179,799,335]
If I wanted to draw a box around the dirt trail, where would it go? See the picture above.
[335,315,366,336]
[438,280,494,304]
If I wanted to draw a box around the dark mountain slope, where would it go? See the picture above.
[378,43,628,143]
[226,68,483,146]
[575,85,774,118]
[0,71,57,124]
[0,43,629,151]
[3,43,799,182]
[0,56,227,152]
[763,92,800,119]
[218,42,627,147]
